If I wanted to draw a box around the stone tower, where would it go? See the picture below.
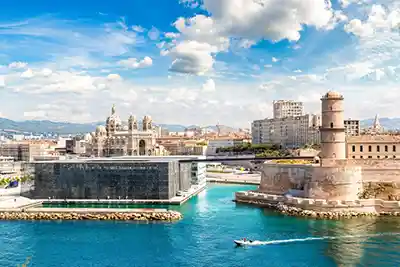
[320,91,346,159]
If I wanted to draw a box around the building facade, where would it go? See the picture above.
[344,119,360,136]
[0,143,49,161]
[26,158,196,200]
[251,114,320,148]
[86,105,167,157]
[346,135,400,159]
[320,91,346,159]
[273,100,304,119]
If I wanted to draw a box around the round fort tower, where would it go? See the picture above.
[320,91,346,159]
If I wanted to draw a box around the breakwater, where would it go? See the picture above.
[0,210,182,221]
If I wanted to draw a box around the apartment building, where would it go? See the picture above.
[344,119,360,136]
[252,114,321,148]
[273,100,304,119]
[0,142,50,161]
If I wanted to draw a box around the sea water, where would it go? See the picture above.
[1,184,400,267]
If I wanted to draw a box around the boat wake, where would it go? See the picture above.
[243,233,400,246]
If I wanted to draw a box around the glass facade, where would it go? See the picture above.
[23,160,193,200]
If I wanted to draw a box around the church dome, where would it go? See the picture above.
[96,125,106,133]
[84,133,92,141]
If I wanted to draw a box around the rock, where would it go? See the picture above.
[0,211,183,222]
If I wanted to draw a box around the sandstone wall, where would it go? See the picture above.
[305,166,362,200]
[258,164,312,195]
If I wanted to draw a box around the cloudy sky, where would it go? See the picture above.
[0,0,399,127]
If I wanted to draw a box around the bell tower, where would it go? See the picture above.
[320,91,346,159]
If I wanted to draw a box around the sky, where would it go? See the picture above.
[0,0,399,128]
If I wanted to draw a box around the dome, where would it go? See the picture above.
[84,133,92,141]
[96,125,106,133]
[324,91,342,99]
[128,115,137,121]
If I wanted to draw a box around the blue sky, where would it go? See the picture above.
[0,0,399,127]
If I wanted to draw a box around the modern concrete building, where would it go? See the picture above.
[24,156,207,200]
[251,114,320,148]
[344,119,360,136]
[320,91,346,159]
[273,100,304,119]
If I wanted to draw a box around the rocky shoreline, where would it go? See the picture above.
[0,211,183,221]
[236,199,400,219]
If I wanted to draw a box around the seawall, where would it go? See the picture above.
[235,191,400,219]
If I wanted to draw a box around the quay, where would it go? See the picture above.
[206,172,261,185]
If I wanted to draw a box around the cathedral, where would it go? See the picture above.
[85,105,168,157]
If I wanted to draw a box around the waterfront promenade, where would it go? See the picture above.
[206,172,261,185]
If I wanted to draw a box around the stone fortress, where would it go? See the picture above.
[236,91,400,218]
[85,105,168,157]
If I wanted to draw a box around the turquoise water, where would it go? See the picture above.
[1,184,400,267]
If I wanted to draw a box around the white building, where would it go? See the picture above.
[344,119,360,136]
[206,139,247,155]
[251,114,321,148]
[273,100,304,119]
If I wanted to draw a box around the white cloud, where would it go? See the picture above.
[148,27,160,40]
[168,41,217,75]
[272,57,279,63]
[8,61,28,69]
[345,4,399,38]
[164,32,180,39]
[20,69,34,78]
[107,73,122,81]
[0,76,5,87]
[202,78,216,91]
[118,56,153,69]
[132,25,145,32]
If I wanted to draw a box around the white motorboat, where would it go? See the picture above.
[233,239,260,246]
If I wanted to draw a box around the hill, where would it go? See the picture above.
[360,117,400,130]
[0,118,237,135]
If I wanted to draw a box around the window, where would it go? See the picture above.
[385,145,388,152]
[377,156,380,159]
[360,145,363,152]
[394,155,397,159]
[360,156,363,158]
[393,145,396,152]
[330,122,333,128]
[377,145,380,152]
[352,145,355,152]
[368,145,372,152]
[368,156,372,158]
[385,155,388,158]
[352,156,355,159]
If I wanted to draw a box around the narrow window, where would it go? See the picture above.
[330,122,333,128]
[377,145,380,152]
[385,145,388,152]
[393,145,396,152]
[352,145,355,152]
[360,145,363,152]
[368,145,372,152]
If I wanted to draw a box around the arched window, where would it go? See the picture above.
[330,122,333,128]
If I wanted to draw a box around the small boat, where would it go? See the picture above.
[234,239,256,246]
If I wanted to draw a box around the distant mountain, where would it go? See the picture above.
[0,118,237,135]
[360,117,400,130]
